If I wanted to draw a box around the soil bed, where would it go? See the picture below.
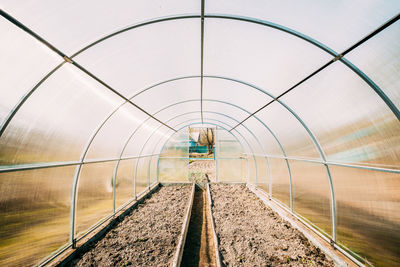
[68,185,191,267]
[210,184,334,266]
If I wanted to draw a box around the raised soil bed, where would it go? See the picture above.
[68,185,191,267]
[210,184,334,266]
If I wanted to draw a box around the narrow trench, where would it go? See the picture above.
[181,186,217,267]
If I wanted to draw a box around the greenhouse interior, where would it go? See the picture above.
[0,1,399,266]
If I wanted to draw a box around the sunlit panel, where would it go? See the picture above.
[206,0,400,52]
[242,116,287,156]
[115,159,135,208]
[0,166,74,266]
[203,77,272,114]
[135,156,150,195]
[289,160,332,236]
[75,19,200,98]
[132,78,200,115]
[255,102,321,159]
[0,17,62,126]
[269,158,291,207]
[346,21,400,110]
[158,158,188,182]
[86,104,148,160]
[1,0,200,55]
[75,162,115,238]
[282,62,400,169]
[204,18,331,96]
[0,64,123,165]
[331,166,400,266]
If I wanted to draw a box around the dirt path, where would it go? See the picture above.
[210,184,334,266]
[67,185,191,267]
[181,187,217,267]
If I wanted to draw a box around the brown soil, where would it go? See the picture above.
[210,184,334,266]
[181,187,217,267]
[67,185,191,267]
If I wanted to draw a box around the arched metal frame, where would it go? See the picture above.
[156,121,254,182]
[1,12,399,140]
[135,112,268,185]
[0,9,399,260]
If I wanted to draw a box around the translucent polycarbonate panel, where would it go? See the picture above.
[121,119,168,157]
[132,78,200,115]
[86,104,148,159]
[203,100,250,123]
[254,102,321,159]
[346,21,400,110]
[247,156,257,184]
[0,17,62,126]
[282,62,400,169]
[0,64,123,165]
[135,156,150,195]
[76,162,115,238]
[269,158,291,207]
[115,162,133,205]
[330,166,400,266]
[240,116,283,155]
[75,19,200,97]
[206,0,400,52]
[160,127,189,157]
[149,156,158,184]
[158,158,188,182]
[154,100,201,122]
[235,125,264,155]
[217,159,245,182]
[1,0,200,55]
[255,156,268,186]
[204,19,331,97]
[203,77,272,114]
[115,159,135,208]
[167,112,201,127]
[140,127,175,156]
[288,160,332,236]
[216,128,244,158]
[0,166,74,266]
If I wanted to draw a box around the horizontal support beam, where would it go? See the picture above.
[246,153,400,174]
[0,154,161,173]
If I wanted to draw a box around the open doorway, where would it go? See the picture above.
[188,127,216,183]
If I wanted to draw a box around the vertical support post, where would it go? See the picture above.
[70,164,82,248]
[133,158,137,200]
[215,126,218,182]
[147,156,152,190]
[285,159,294,212]
[112,162,119,214]
[324,164,336,242]
[265,156,272,199]
[156,155,160,183]
[246,156,250,184]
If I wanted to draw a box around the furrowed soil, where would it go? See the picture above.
[210,184,334,266]
[67,185,191,267]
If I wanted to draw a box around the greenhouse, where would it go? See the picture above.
[0,1,399,266]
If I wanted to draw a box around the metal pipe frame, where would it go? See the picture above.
[147,116,261,183]
[0,8,398,260]
[154,118,251,178]
[250,154,400,174]
[134,110,267,183]
[1,12,398,142]
[155,121,253,183]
